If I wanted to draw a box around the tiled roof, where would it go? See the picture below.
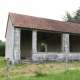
[9,13,80,34]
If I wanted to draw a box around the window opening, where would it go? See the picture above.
[41,43,47,52]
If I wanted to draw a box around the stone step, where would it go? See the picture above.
[21,59,32,64]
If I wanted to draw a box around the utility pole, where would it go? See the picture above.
[7,58,10,80]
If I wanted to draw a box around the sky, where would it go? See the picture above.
[0,0,80,41]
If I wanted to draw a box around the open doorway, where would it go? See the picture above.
[20,30,32,59]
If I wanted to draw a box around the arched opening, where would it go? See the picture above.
[37,31,61,52]
[41,43,47,52]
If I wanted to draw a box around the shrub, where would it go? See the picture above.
[41,43,46,52]
[0,42,5,56]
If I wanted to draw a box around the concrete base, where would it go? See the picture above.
[32,52,80,63]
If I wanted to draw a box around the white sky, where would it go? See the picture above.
[0,0,80,41]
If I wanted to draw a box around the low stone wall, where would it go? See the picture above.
[69,53,80,61]
[32,52,80,62]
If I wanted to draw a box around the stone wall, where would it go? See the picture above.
[32,52,80,62]
[5,17,14,62]
[13,28,21,64]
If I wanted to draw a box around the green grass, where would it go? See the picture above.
[0,57,6,67]
[0,57,80,80]
[0,69,80,80]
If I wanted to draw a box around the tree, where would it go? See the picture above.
[63,7,80,24]
[0,40,2,45]
[0,40,5,56]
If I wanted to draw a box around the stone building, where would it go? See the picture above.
[5,13,80,65]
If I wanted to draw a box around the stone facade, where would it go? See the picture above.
[13,28,21,64]
[6,28,80,65]
[14,30,80,64]
[32,33,70,62]
[6,13,80,65]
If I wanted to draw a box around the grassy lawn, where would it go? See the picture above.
[0,57,80,80]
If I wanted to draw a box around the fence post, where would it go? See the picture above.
[7,58,10,80]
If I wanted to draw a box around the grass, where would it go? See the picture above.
[0,57,80,80]
[0,57,6,67]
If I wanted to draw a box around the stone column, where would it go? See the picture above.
[13,28,21,64]
[32,30,37,53]
[61,33,69,62]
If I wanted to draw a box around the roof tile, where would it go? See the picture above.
[9,13,80,34]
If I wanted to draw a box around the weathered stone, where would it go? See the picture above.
[13,28,21,64]
[61,33,69,62]
[32,53,45,62]
[32,30,37,53]
[62,33,69,52]
[69,53,80,61]
[45,54,57,61]
[32,52,80,62]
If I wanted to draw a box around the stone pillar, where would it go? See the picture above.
[13,28,21,64]
[62,33,69,52]
[32,30,37,53]
[61,33,69,62]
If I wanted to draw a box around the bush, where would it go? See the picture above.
[41,43,46,52]
[0,42,5,56]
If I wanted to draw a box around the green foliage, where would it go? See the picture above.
[0,41,5,56]
[64,7,80,24]
[41,43,46,52]
[0,40,2,45]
